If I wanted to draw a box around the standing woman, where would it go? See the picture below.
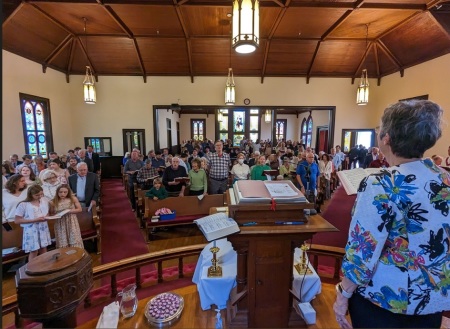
[188,158,208,196]
[318,153,332,200]
[49,185,83,249]
[14,185,52,261]
[19,165,40,186]
[2,174,28,223]
[231,153,250,183]
[41,158,68,185]
[41,170,62,200]
[250,155,271,181]
[333,100,449,328]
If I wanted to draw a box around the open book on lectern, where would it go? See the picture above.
[194,212,240,242]
[337,168,381,195]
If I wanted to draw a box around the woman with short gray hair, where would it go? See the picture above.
[333,100,449,328]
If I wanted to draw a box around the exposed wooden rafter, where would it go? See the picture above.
[174,0,194,83]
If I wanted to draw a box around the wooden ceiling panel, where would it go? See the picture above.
[231,40,267,76]
[32,3,124,35]
[275,7,348,38]
[328,9,420,39]
[381,13,450,68]
[265,40,316,75]
[181,6,231,37]
[110,4,184,36]
[362,0,427,4]
[137,38,190,75]
[311,40,363,76]
[260,6,284,39]
[85,37,142,74]
[191,39,230,75]
[2,5,68,62]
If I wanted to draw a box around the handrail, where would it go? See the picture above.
[2,243,207,326]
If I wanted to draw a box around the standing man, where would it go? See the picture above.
[87,145,101,173]
[68,162,100,209]
[152,151,166,176]
[296,152,320,203]
[77,149,94,173]
[162,157,187,197]
[348,145,359,169]
[333,145,345,171]
[207,140,231,194]
[363,147,379,169]
[123,151,144,211]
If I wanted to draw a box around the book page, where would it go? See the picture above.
[264,182,298,197]
[194,213,234,234]
[45,209,71,220]
[337,168,381,195]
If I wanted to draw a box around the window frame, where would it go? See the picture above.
[19,93,54,159]
[191,119,206,142]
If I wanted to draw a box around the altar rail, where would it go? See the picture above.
[2,244,206,328]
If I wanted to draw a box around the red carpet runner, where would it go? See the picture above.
[100,178,148,263]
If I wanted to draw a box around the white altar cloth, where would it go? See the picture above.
[193,239,321,310]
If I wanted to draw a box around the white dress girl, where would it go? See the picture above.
[15,197,52,253]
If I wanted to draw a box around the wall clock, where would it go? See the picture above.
[244,98,251,105]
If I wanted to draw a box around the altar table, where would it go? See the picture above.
[192,239,321,310]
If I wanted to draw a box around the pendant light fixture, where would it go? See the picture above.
[225,28,236,105]
[82,17,96,104]
[264,109,271,123]
[232,0,260,54]
[356,24,370,106]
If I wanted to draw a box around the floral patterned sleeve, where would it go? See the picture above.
[342,170,392,286]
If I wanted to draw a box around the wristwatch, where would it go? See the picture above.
[336,283,353,298]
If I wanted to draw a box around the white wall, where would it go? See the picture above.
[3,50,450,160]
[157,109,179,149]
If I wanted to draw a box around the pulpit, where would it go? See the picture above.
[225,191,337,328]
[15,247,93,328]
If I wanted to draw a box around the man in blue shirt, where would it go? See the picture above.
[296,152,320,203]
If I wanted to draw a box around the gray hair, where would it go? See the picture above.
[379,100,443,158]
[76,162,88,169]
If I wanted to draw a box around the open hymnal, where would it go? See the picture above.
[337,168,381,195]
[174,177,190,183]
[194,212,240,242]
[45,209,71,220]
[146,175,160,182]
[232,180,306,204]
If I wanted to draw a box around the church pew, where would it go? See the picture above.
[143,194,225,242]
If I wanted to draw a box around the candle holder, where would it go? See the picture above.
[294,244,312,275]
[207,241,222,277]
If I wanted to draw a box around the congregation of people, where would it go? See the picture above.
[2,147,101,261]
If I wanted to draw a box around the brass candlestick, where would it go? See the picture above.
[208,241,222,277]
[294,244,312,275]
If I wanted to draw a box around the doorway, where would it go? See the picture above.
[123,129,146,155]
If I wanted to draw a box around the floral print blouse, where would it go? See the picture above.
[342,159,450,315]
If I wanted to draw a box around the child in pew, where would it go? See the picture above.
[49,184,83,249]
[145,177,168,201]
[14,185,52,261]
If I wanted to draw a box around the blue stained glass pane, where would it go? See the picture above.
[27,133,38,156]
[24,103,35,130]
[38,132,47,156]
[35,104,45,131]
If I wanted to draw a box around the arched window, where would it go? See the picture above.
[20,93,54,159]
[300,113,313,147]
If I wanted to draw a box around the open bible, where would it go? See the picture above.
[45,209,71,220]
[174,177,190,183]
[337,168,381,195]
[194,212,240,242]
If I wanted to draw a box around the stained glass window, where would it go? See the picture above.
[233,111,245,133]
[300,114,313,147]
[275,119,287,142]
[84,137,112,156]
[20,94,53,159]
[191,119,206,141]
[250,116,259,131]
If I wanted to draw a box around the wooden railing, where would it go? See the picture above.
[308,244,346,280]
[2,244,206,327]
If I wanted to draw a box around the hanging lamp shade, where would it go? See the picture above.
[264,109,271,123]
[83,66,96,104]
[232,0,259,54]
[225,68,235,105]
[356,69,369,105]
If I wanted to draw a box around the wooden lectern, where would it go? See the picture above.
[225,191,337,328]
